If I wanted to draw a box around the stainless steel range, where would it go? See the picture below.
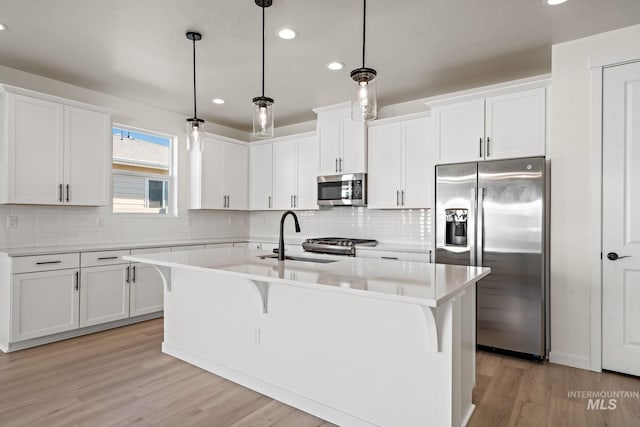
[302,237,378,257]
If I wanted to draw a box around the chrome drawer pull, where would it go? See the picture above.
[36,261,62,265]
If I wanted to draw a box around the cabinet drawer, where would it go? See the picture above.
[12,253,80,274]
[81,250,130,267]
[357,249,430,263]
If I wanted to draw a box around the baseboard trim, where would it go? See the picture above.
[549,351,591,370]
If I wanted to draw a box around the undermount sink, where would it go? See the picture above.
[257,254,338,264]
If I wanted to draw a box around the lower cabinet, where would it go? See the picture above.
[129,263,164,316]
[79,264,130,327]
[11,268,80,341]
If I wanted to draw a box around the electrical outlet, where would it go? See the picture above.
[6,216,17,229]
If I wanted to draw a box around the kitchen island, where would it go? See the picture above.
[125,248,489,427]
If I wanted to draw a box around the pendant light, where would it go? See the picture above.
[252,0,274,139]
[186,31,204,152]
[350,0,377,121]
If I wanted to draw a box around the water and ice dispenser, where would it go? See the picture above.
[445,209,468,246]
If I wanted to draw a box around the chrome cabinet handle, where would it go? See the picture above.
[339,158,343,172]
[479,138,483,158]
[381,256,398,260]
[486,137,491,157]
[401,190,405,206]
[268,196,272,208]
[335,158,338,172]
[126,266,130,284]
[227,195,230,208]
[607,252,631,261]
[59,184,63,202]
[36,260,62,265]
[396,190,400,206]
[97,256,118,261]
[132,265,136,283]
[290,195,294,208]
[75,271,79,291]
[66,184,70,202]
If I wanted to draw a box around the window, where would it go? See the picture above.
[112,126,174,214]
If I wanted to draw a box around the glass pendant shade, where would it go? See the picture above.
[252,96,274,139]
[350,67,377,121]
[186,118,204,152]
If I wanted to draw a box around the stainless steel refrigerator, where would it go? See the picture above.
[435,157,547,359]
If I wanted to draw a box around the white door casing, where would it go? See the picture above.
[602,60,640,377]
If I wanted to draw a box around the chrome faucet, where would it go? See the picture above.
[278,210,301,261]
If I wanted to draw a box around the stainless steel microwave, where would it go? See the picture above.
[317,173,367,206]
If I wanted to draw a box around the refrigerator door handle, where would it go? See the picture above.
[477,187,485,267]
[470,187,477,266]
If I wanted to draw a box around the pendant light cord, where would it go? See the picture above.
[362,0,366,69]
[261,5,266,97]
[192,37,197,119]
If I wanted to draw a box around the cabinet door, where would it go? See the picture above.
[130,263,163,316]
[273,139,297,210]
[64,106,110,206]
[340,115,366,174]
[11,269,79,341]
[6,94,64,204]
[434,99,485,164]
[402,116,432,208]
[317,109,342,175]
[249,142,274,210]
[225,142,248,210]
[79,264,130,327]
[367,122,403,209]
[197,138,225,209]
[295,135,319,210]
[485,88,546,160]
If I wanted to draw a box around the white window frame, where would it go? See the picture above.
[112,123,177,217]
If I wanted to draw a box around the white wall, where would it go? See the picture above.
[0,64,250,248]
[549,24,640,369]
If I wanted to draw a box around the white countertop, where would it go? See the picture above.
[125,248,489,308]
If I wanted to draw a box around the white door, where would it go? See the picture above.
[317,110,342,175]
[249,142,273,210]
[402,116,432,208]
[7,94,64,204]
[199,138,225,209]
[80,264,130,327]
[340,114,366,174]
[11,269,79,341]
[295,135,319,210]
[273,139,297,210]
[130,263,163,316]
[485,88,546,160]
[64,106,110,206]
[434,99,484,164]
[367,121,403,208]
[602,60,640,377]
[225,142,248,210]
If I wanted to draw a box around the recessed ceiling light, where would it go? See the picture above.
[327,62,344,71]
[0,23,7,31]
[547,0,567,5]
[212,98,225,104]
[277,28,296,40]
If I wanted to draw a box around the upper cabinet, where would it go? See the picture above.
[190,136,248,210]
[0,85,111,206]
[249,141,274,210]
[430,84,547,165]
[272,134,319,210]
[367,114,433,209]
[314,104,366,175]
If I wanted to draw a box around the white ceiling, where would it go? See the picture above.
[0,0,638,132]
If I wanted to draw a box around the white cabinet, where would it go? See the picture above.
[11,268,80,341]
[0,86,111,206]
[249,141,274,210]
[129,263,163,316]
[432,87,546,164]
[315,104,366,175]
[79,251,131,328]
[273,135,319,210]
[368,114,433,209]
[190,136,248,210]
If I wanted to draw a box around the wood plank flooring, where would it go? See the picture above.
[0,319,638,426]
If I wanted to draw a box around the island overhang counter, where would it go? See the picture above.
[125,248,490,427]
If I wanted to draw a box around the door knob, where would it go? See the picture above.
[607,252,631,261]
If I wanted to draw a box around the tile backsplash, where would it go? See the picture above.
[0,205,431,249]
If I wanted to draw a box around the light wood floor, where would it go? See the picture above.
[0,319,638,427]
